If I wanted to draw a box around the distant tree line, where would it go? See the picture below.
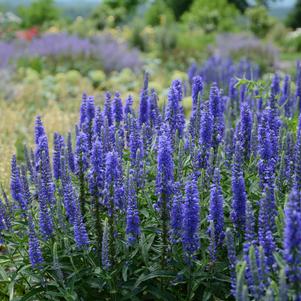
[287,0,301,29]
[8,0,301,30]
[153,0,301,28]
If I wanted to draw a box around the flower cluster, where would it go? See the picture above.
[0,33,142,73]
[2,61,301,300]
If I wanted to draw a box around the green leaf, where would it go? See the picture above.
[147,284,175,301]
[202,291,212,301]
[19,287,45,301]
[274,252,285,270]
[133,270,174,290]
[8,279,15,301]
[122,264,128,282]
[0,266,8,281]
[140,233,155,265]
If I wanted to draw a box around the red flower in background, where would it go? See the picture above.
[15,27,39,41]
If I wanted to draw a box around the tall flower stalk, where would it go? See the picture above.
[182,176,200,259]
[156,125,174,265]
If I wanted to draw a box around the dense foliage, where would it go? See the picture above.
[245,6,276,38]
[17,0,59,28]
[182,0,239,33]
[0,59,301,300]
[287,0,301,29]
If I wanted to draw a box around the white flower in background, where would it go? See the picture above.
[0,12,21,24]
[287,28,301,39]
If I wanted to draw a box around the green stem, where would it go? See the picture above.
[94,194,102,267]
[213,145,218,169]
[186,260,193,301]
[79,157,85,218]
[109,185,115,266]
[161,192,168,269]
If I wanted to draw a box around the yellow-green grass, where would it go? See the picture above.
[0,67,189,189]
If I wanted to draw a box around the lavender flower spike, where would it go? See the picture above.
[155,124,174,210]
[53,132,62,180]
[113,92,123,124]
[102,219,110,270]
[198,102,213,169]
[170,182,183,244]
[283,188,301,287]
[34,115,46,145]
[104,92,113,127]
[67,132,75,173]
[208,168,225,260]
[126,172,140,245]
[182,176,200,257]
[209,83,224,151]
[231,140,247,232]
[73,201,89,248]
[28,215,44,268]
[10,155,27,211]
[139,73,149,125]
[75,131,89,175]
[37,175,53,240]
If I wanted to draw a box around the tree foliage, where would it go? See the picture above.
[102,0,143,12]
[228,0,249,12]
[246,5,275,38]
[182,0,239,33]
[144,0,175,26]
[287,0,301,29]
[227,0,281,12]
[164,0,194,20]
[91,0,143,29]
[18,0,59,28]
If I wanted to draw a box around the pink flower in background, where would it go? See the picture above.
[15,27,39,41]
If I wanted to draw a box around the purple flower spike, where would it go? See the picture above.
[28,215,44,269]
[155,124,174,210]
[208,168,225,260]
[126,172,140,245]
[113,92,123,124]
[170,182,183,244]
[182,176,200,257]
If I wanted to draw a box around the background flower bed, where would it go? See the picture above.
[0,32,142,74]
